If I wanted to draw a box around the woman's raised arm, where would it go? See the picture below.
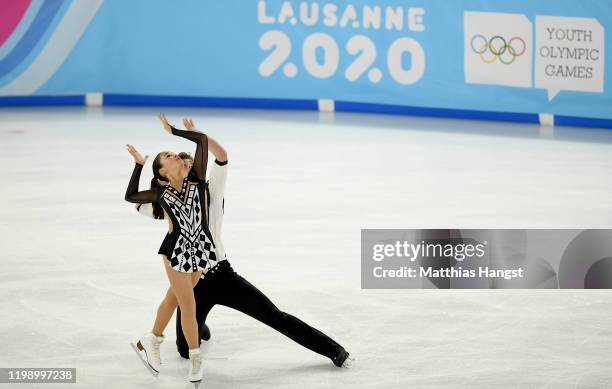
[158,113,208,180]
[124,144,158,203]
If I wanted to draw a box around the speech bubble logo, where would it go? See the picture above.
[535,16,604,101]
[464,11,533,88]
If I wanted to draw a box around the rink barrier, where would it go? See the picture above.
[538,114,555,126]
[1,94,612,130]
[554,115,612,130]
[333,100,540,124]
[103,94,318,110]
[0,95,83,106]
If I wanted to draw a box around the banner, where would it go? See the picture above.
[0,0,611,124]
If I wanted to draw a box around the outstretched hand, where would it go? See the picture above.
[126,144,148,165]
[183,117,198,131]
[157,113,173,134]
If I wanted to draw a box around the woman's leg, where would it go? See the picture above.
[163,257,201,349]
[176,278,216,358]
[176,304,213,358]
[151,259,201,337]
[190,271,201,288]
[152,287,178,336]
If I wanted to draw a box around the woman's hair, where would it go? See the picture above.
[150,153,167,220]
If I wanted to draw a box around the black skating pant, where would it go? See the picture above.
[175,261,344,360]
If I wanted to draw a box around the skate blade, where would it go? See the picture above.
[189,365,204,387]
[342,356,356,369]
[130,342,159,377]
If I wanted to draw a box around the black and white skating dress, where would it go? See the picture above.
[137,158,229,269]
[125,126,218,274]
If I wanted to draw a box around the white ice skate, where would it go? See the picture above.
[188,348,204,387]
[130,332,164,377]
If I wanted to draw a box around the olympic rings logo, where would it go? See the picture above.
[470,35,526,65]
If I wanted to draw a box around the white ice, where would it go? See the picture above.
[0,107,611,388]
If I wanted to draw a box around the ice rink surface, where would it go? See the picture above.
[1,107,611,388]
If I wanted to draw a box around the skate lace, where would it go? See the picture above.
[152,339,161,363]
[191,354,201,372]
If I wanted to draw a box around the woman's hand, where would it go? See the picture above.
[126,144,148,165]
[157,113,173,134]
[182,117,200,132]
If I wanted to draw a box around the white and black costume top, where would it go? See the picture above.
[125,126,219,275]
[137,159,229,277]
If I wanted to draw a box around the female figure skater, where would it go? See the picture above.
[124,114,213,384]
[132,117,354,371]
[133,152,213,341]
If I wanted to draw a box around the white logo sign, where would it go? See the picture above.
[464,11,533,88]
[464,11,605,101]
[535,16,604,101]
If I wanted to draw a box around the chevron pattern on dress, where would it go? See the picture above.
[162,179,217,273]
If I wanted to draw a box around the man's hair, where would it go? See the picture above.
[178,152,193,160]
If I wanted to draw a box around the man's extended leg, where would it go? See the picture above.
[216,270,346,361]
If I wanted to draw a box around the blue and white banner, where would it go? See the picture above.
[0,0,610,126]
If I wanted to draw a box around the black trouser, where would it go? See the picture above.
[175,261,344,361]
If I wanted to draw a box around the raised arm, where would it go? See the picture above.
[207,135,227,163]
[158,114,208,180]
[183,117,227,163]
[125,144,158,203]
[208,159,228,206]
[171,126,208,180]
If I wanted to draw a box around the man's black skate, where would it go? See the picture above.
[332,347,354,368]
[200,323,211,341]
